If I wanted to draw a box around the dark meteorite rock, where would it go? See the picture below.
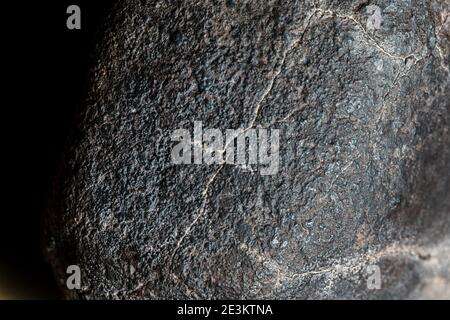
[45,0,450,299]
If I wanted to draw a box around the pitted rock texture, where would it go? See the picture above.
[45,0,450,299]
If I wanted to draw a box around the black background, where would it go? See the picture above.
[2,1,116,299]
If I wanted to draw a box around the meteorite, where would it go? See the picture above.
[45,0,450,299]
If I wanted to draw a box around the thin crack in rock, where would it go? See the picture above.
[315,7,419,62]
[242,242,428,288]
[167,11,318,266]
[168,165,224,267]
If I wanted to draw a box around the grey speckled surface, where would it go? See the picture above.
[45,0,450,299]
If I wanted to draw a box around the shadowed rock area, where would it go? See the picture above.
[44,0,450,299]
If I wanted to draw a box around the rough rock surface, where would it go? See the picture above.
[45,0,450,299]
